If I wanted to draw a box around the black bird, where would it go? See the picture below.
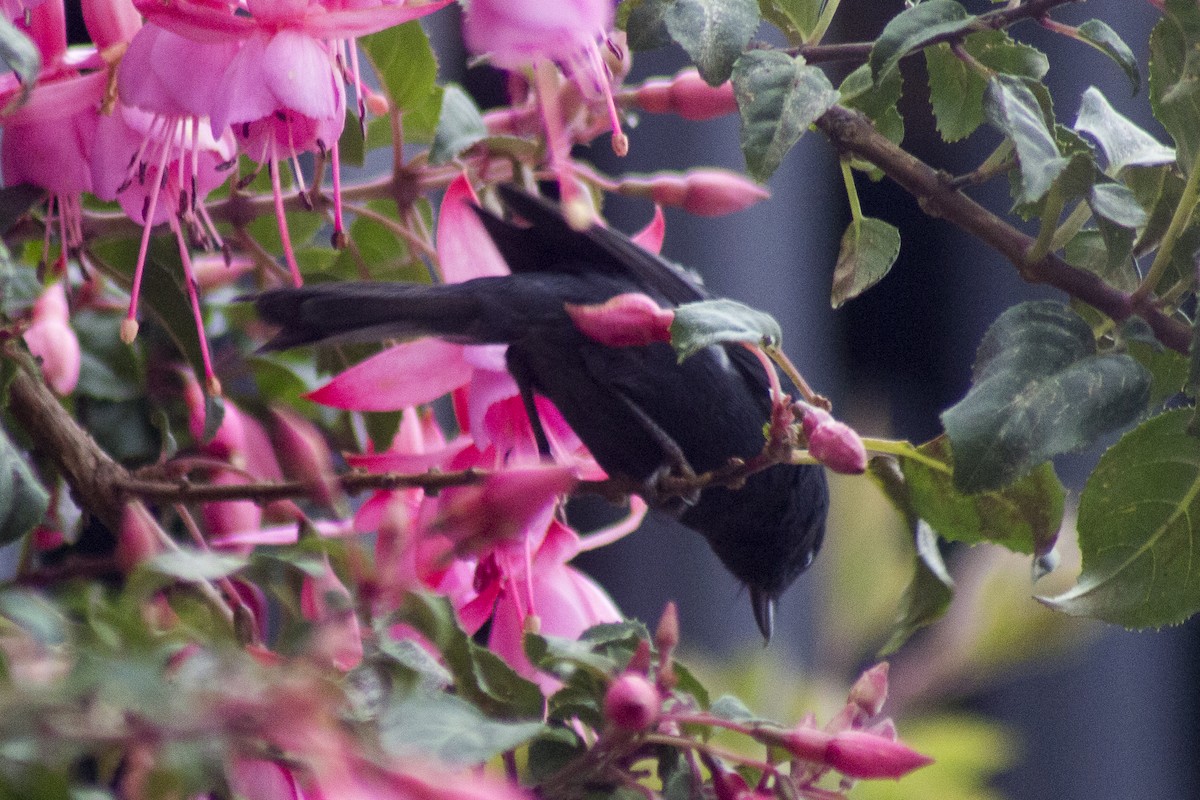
[252,186,829,640]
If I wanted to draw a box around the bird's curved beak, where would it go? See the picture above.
[750,588,775,644]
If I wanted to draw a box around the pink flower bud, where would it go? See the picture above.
[32,526,64,551]
[802,407,867,475]
[201,472,263,542]
[631,69,738,121]
[616,170,769,217]
[654,601,679,654]
[848,662,889,717]
[604,673,660,730]
[117,502,163,573]
[271,405,340,508]
[825,728,934,780]
[184,378,248,463]
[301,557,363,671]
[565,293,674,347]
[23,283,80,395]
[775,724,833,762]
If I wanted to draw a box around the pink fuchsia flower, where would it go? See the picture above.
[626,68,738,122]
[463,0,628,228]
[133,0,454,286]
[22,281,80,394]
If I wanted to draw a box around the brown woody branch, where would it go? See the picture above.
[815,104,1191,354]
[797,0,1084,64]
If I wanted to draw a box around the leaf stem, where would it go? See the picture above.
[808,0,842,46]
[863,438,952,474]
[840,158,862,222]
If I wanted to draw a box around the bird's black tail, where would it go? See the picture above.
[253,280,507,351]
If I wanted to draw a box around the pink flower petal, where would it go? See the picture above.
[302,0,454,38]
[631,205,665,254]
[212,31,276,131]
[437,174,509,282]
[345,437,470,472]
[133,0,256,43]
[306,339,473,410]
[261,29,340,121]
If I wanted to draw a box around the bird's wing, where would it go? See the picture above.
[474,186,708,306]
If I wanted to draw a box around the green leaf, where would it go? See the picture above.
[942,301,1151,493]
[1074,87,1175,173]
[0,16,40,111]
[893,436,1065,555]
[429,85,487,165]
[756,0,821,42]
[1077,20,1140,94]
[619,0,673,51]
[395,593,543,719]
[72,310,145,402]
[665,0,760,86]
[881,521,954,656]
[1042,409,1200,627]
[145,550,247,582]
[869,0,974,82]
[731,50,838,181]
[925,30,1048,143]
[839,62,903,152]
[379,692,544,766]
[0,425,49,545]
[670,298,782,362]
[360,21,443,143]
[1088,182,1149,229]
[1124,318,1190,406]
[0,183,44,234]
[984,75,1069,205]
[1149,0,1200,172]
[337,109,366,168]
[830,216,901,307]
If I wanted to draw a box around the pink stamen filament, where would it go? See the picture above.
[331,140,344,239]
[168,214,218,394]
[269,137,304,287]
[127,131,174,329]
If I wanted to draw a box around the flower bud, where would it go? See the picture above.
[802,407,867,475]
[848,662,890,717]
[631,69,738,121]
[201,472,263,542]
[23,283,80,395]
[616,170,769,217]
[117,502,163,573]
[825,728,933,780]
[565,293,675,347]
[271,405,341,508]
[604,673,660,731]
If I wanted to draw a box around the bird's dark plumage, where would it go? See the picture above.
[252,186,829,640]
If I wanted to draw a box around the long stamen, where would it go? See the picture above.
[269,137,304,287]
[533,59,591,230]
[124,132,174,344]
[169,214,220,396]
[586,40,627,157]
[331,140,345,246]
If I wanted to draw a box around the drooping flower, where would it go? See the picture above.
[22,281,80,395]
[462,0,629,228]
[133,0,454,285]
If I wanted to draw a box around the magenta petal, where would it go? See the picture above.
[306,339,473,410]
[437,174,509,282]
[146,24,238,117]
[261,29,339,120]
[212,31,276,131]
[345,437,470,472]
[631,205,665,254]
[133,0,255,43]
[303,0,455,38]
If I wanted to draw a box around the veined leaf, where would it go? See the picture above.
[0,425,49,546]
[1077,20,1139,94]
[1042,410,1200,627]
[732,50,838,181]
[942,302,1150,493]
[1075,87,1175,173]
[830,216,901,307]
[665,0,760,86]
[429,85,487,165]
[0,16,40,112]
[984,75,1069,205]
[869,0,974,82]
[1149,0,1200,172]
[360,21,443,143]
[670,298,782,362]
